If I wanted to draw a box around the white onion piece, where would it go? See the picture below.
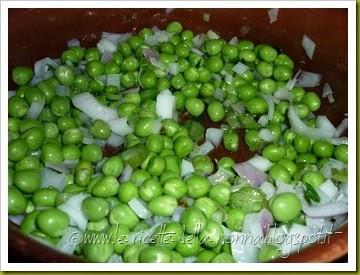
[128,198,152,220]
[230,102,245,115]
[207,30,219,39]
[233,162,267,187]
[58,193,89,231]
[190,140,214,158]
[27,101,45,119]
[258,115,269,127]
[319,179,339,201]
[329,136,348,146]
[224,73,233,84]
[258,128,274,142]
[153,216,170,225]
[328,94,335,103]
[302,35,316,60]
[95,157,108,173]
[280,224,312,257]
[288,105,334,140]
[167,63,180,75]
[276,180,295,194]
[122,87,140,95]
[95,75,107,85]
[97,38,117,53]
[333,214,348,229]
[119,165,133,182]
[56,85,70,96]
[108,118,133,136]
[268,8,279,24]
[107,74,121,89]
[322,82,333,98]
[9,215,24,225]
[151,119,162,134]
[205,128,223,147]
[108,254,123,263]
[261,95,274,120]
[156,89,176,119]
[101,51,113,63]
[328,158,347,170]
[172,206,185,222]
[101,32,131,43]
[67,38,80,48]
[184,256,197,263]
[334,118,348,137]
[192,34,206,48]
[230,232,259,263]
[320,163,332,179]
[286,70,302,90]
[57,227,82,255]
[40,168,66,191]
[232,62,249,75]
[143,48,160,62]
[300,195,347,217]
[247,155,273,172]
[72,92,118,122]
[316,188,331,205]
[8,90,16,98]
[208,167,234,185]
[295,70,322,87]
[34,57,60,77]
[316,116,337,136]
[181,159,195,177]
[229,36,239,45]
[242,209,273,241]
[213,88,225,102]
[274,88,292,101]
[80,127,94,144]
[190,47,204,56]
[259,181,276,200]
[305,216,333,234]
[45,160,78,173]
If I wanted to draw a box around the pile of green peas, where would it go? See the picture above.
[8,20,348,263]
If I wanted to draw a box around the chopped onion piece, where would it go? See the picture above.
[67,38,80,48]
[27,101,45,119]
[260,181,276,200]
[56,85,70,96]
[106,132,125,147]
[242,209,273,240]
[232,62,249,75]
[8,90,16,98]
[101,51,113,63]
[322,82,333,98]
[128,198,152,219]
[328,137,348,145]
[205,128,223,147]
[258,128,274,142]
[213,88,225,102]
[167,63,180,75]
[288,105,335,140]
[192,34,206,48]
[302,35,316,60]
[151,119,162,134]
[208,167,234,185]
[247,155,273,172]
[181,159,195,177]
[268,8,279,24]
[233,162,267,187]
[34,57,60,77]
[45,160,78,173]
[230,232,259,263]
[280,224,312,257]
[203,13,210,23]
[230,102,245,115]
[107,74,121,89]
[258,115,269,127]
[328,94,335,103]
[101,32,131,43]
[9,215,24,225]
[261,95,274,120]
[320,163,332,179]
[172,206,185,222]
[156,89,176,119]
[328,158,347,170]
[319,179,339,201]
[190,47,204,56]
[207,30,219,39]
[57,227,82,255]
[274,88,292,101]
[97,38,117,53]
[143,48,160,62]
[190,140,214,158]
[295,70,322,87]
[58,193,89,231]
[119,165,133,182]
[229,36,239,45]
[40,168,66,191]
[335,118,348,137]
[276,180,295,194]
[108,254,123,263]
[72,92,118,122]
[80,127,94,144]
[108,118,133,136]
[316,116,337,136]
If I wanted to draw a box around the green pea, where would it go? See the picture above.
[62,144,80,160]
[20,210,40,234]
[87,218,109,232]
[130,169,151,186]
[258,78,277,94]
[15,156,40,171]
[102,156,124,177]
[176,234,201,257]
[290,87,305,103]
[225,208,245,231]
[258,244,280,262]
[9,96,29,118]
[269,192,301,222]
[207,101,225,122]
[262,144,286,162]
[118,181,139,203]
[92,176,119,198]
[89,119,111,140]
[302,171,325,188]
[148,195,177,216]
[256,61,273,78]
[312,139,334,158]
[186,175,210,199]
[139,246,172,263]
[57,116,77,132]
[83,232,113,262]
[134,117,156,138]
[222,44,238,61]
[107,224,129,254]
[109,203,139,229]
[55,65,75,86]
[238,49,256,62]
[274,53,294,69]
[199,221,223,248]
[269,164,292,184]
[81,144,102,163]
[229,186,266,213]
[273,65,292,82]
[21,127,45,150]
[123,243,148,263]
[302,92,321,112]
[180,207,207,234]
[164,155,181,175]
[36,208,69,237]
[278,159,298,176]
[217,157,234,171]
[237,40,254,51]
[14,169,41,193]
[8,138,29,162]
[163,178,187,199]
[82,197,110,222]
[62,128,83,145]
[205,39,223,56]
[192,155,214,175]
[8,187,27,215]
[293,134,311,153]
[223,130,239,152]
[139,178,162,202]
[166,21,183,34]
[147,155,166,176]
[245,97,268,114]
[194,197,218,219]
[174,135,193,158]
[33,187,59,208]
[12,66,33,86]
[209,184,231,206]
[205,56,224,73]
[185,97,205,117]
[334,144,348,163]
[296,152,317,164]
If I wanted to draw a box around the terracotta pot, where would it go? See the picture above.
[8,8,348,263]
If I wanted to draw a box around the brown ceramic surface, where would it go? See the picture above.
[8,8,348,263]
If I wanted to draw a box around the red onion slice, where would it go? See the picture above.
[233,162,267,187]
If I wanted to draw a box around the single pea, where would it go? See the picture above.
[164,155,181,175]
[166,21,183,34]
[62,145,80,161]
[258,244,280,262]
[134,117,156,138]
[223,130,239,152]
[83,232,114,262]
[258,78,277,94]
[205,56,224,73]
[174,135,193,158]
[14,169,41,193]
[269,164,292,184]
[192,155,214,175]
[102,156,124,177]
[256,61,273,78]
[293,134,311,154]
[245,97,268,114]
[138,246,172,263]
[118,181,139,203]
[334,144,348,163]
[145,134,164,154]
[21,126,45,150]
[80,144,102,163]
[107,223,129,254]
[163,178,187,199]
[197,250,217,263]
[302,171,325,188]
[15,156,40,171]
[55,65,75,86]
[139,178,162,202]
[237,40,254,51]
[302,92,321,112]
[199,221,223,248]
[222,44,238,61]
[33,187,59,208]
[229,186,266,213]
[194,197,218,220]
[296,152,318,164]
[200,83,215,98]
[8,138,29,162]
[9,96,29,118]
[12,66,33,86]
[185,97,205,117]
[278,159,298,176]
[154,221,183,250]
[130,169,151,186]
[87,218,109,232]
[57,116,77,132]
[90,119,111,140]
[209,184,231,206]
[109,203,139,229]
[312,139,334,158]
[259,45,278,62]
[186,174,210,199]
[147,155,166,176]
[273,65,292,82]
[217,156,235,171]
[36,208,69,237]
[20,210,40,234]
[160,169,178,184]
[82,197,110,222]
[238,49,256,62]
[207,101,225,122]
[175,234,201,257]
[262,144,286,162]
[8,187,27,215]
[290,87,305,103]
[180,207,207,234]
[224,208,246,231]
[123,243,148,263]
[274,53,294,69]
[269,192,301,222]
[92,176,119,198]
[148,195,177,216]
[205,39,223,56]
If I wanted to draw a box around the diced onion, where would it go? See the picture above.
[107,74,121,89]
[247,155,273,172]
[56,85,71,96]
[207,30,219,39]
[205,128,223,147]
[258,115,269,127]
[8,90,16,98]
[72,92,118,122]
[268,8,279,24]
[322,82,333,98]
[213,88,225,102]
[316,116,337,136]
[172,206,185,222]
[101,51,113,63]
[242,209,273,240]
[302,34,316,60]
[276,180,295,194]
[203,13,210,23]
[295,70,322,87]
[229,36,239,45]
[190,140,214,158]
[67,38,80,48]
[181,159,195,177]
[156,89,176,119]
[143,48,160,62]
[80,127,94,144]
[261,95,274,120]
[260,181,276,200]
[335,118,348,137]
[233,162,267,187]
[328,94,335,104]
[305,216,333,234]
[280,224,312,257]
[230,232,259,263]
[192,34,206,48]
[230,102,245,115]
[208,167,234,185]
[40,168,66,191]
[119,165,133,182]
[45,160,78,173]
[108,254,123,263]
[319,179,339,201]
[27,101,45,119]
[167,63,180,75]
[128,198,152,219]
[190,47,204,56]
[58,193,89,231]
[9,215,24,225]
[97,38,117,54]
[258,128,274,142]
[108,118,133,136]
[101,32,131,44]
[151,119,162,134]
[232,62,249,75]
[34,57,60,77]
